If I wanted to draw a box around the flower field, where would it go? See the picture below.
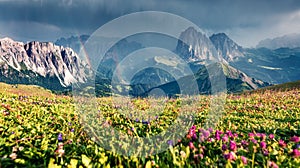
[0,83,300,167]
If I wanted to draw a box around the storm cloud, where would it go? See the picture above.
[1,0,300,47]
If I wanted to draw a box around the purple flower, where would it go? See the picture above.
[229,141,237,151]
[248,133,255,138]
[222,135,229,142]
[58,133,63,141]
[167,140,173,146]
[11,131,15,134]
[268,161,279,168]
[224,152,236,161]
[215,132,221,141]
[263,149,269,156]
[192,133,197,140]
[135,118,139,122]
[241,156,247,165]
[202,130,210,139]
[278,139,286,147]
[251,139,257,144]
[292,149,300,158]
[226,130,233,138]
[189,142,195,150]
[260,133,266,140]
[222,144,227,151]
[191,125,196,130]
[216,130,223,135]
[142,120,149,125]
[208,127,213,133]
[241,140,248,147]
[260,141,267,149]
[131,127,134,131]
[296,144,300,149]
[68,122,72,126]
[290,136,300,143]
[70,128,75,132]
[269,134,275,139]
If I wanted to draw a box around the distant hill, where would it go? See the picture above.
[0,82,54,97]
[257,33,300,49]
[253,80,300,92]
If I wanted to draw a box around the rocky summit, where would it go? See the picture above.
[0,37,91,90]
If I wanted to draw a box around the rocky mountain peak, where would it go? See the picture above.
[0,37,91,90]
[176,27,219,62]
[209,33,244,62]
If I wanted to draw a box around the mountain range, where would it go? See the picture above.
[1,27,299,96]
[0,37,91,91]
[257,33,300,49]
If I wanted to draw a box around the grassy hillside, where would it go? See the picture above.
[0,82,54,97]
[0,82,299,167]
[242,80,300,95]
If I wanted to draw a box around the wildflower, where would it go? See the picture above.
[278,139,286,147]
[269,134,275,139]
[241,156,247,165]
[226,130,233,137]
[68,122,72,126]
[292,149,300,158]
[222,144,227,151]
[229,141,237,151]
[135,118,139,122]
[192,133,197,140]
[180,151,186,158]
[56,142,65,157]
[251,139,257,144]
[290,136,300,143]
[260,141,267,149]
[167,140,173,146]
[224,151,236,161]
[248,133,255,138]
[268,161,279,168]
[189,142,195,150]
[9,153,17,160]
[215,131,221,140]
[12,146,18,152]
[296,144,300,149]
[58,133,63,141]
[260,133,266,140]
[18,146,24,151]
[241,140,248,147]
[263,149,269,156]
[202,130,210,139]
[222,135,229,142]
[71,128,75,132]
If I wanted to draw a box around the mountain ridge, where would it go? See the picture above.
[0,37,91,90]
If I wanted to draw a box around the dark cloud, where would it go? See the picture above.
[1,0,300,47]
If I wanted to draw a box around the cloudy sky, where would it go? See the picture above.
[0,0,300,47]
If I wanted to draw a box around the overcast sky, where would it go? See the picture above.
[0,0,300,47]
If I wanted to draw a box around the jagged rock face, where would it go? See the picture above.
[176,27,220,62]
[209,33,244,62]
[0,37,91,88]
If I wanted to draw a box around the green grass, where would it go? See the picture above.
[0,82,299,167]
